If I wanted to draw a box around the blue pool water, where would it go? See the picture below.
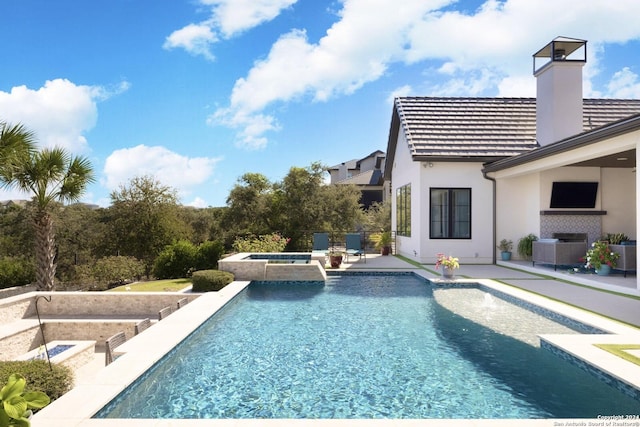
[96,274,640,419]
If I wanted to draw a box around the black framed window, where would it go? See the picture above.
[430,188,471,239]
[396,184,411,237]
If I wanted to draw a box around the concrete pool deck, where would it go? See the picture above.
[32,255,640,426]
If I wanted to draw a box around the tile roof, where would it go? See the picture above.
[392,97,640,160]
[334,169,384,186]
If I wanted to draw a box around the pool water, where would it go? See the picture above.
[96,274,640,419]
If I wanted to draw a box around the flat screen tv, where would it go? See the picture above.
[549,182,598,208]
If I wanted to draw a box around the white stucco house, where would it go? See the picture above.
[384,37,640,287]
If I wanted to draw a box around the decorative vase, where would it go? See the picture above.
[442,266,455,279]
[596,265,611,276]
[329,255,343,268]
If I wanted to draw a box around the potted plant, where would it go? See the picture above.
[435,253,459,279]
[0,373,50,427]
[370,231,392,255]
[497,239,513,261]
[604,233,629,245]
[584,240,619,276]
[328,251,343,268]
[517,233,538,260]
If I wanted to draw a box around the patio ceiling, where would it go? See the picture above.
[570,149,636,168]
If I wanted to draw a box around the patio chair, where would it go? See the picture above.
[177,297,188,309]
[312,232,329,256]
[158,306,172,320]
[105,331,126,366]
[345,233,366,263]
[134,318,151,335]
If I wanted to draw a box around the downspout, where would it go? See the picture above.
[482,170,497,264]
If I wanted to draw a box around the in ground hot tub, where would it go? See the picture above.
[219,253,326,282]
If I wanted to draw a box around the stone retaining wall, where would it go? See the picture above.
[1,292,200,358]
[2,292,198,320]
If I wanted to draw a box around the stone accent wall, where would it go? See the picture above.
[264,262,327,281]
[0,326,41,360]
[540,214,602,244]
[0,297,36,323]
[33,292,198,318]
[0,292,200,358]
[219,259,267,280]
[43,321,141,351]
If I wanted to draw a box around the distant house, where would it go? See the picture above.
[0,200,28,209]
[384,37,640,291]
[329,150,386,208]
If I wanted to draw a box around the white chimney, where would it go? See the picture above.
[533,37,587,146]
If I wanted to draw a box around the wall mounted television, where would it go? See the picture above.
[549,182,598,208]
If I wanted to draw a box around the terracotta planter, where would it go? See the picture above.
[381,246,391,256]
[329,255,343,268]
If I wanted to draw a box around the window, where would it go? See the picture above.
[430,188,471,239]
[396,184,411,237]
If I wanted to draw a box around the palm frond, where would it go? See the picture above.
[0,122,37,187]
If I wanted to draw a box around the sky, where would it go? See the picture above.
[2,0,640,208]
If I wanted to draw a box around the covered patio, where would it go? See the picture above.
[484,113,640,293]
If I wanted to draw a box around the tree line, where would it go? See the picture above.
[0,121,389,291]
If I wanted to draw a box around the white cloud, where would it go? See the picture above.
[103,145,222,200]
[186,197,208,208]
[0,79,125,153]
[606,67,640,98]
[165,0,297,60]
[164,23,218,60]
[210,0,640,148]
[204,0,298,37]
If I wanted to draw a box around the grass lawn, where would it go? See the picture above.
[595,343,640,366]
[108,278,191,292]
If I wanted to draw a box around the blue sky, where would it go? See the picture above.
[2,0,640,207]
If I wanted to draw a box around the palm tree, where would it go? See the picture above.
[2,128,95,290]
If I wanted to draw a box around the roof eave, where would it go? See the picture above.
[483,113,640,173]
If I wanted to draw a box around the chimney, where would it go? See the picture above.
[533,37,587,146]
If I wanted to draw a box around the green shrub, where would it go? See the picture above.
[75,256,145,290]
[191,270,234,292]
[232,233,290,253]
[0,361,73,401]
[517,233,538,259]
[154,240,225,279]
[195,240,225,270]
[153,240,198,279]
[0,256,35,289]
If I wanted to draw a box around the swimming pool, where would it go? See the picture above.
[95,274,640,419]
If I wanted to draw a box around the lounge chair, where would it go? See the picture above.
[134,318,151,335]
[345,233,366,263]
[177,297,188,309]
[312,232,329,256]
[158,306,172,320]
[105,331,126,366]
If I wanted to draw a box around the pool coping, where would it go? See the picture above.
[32,273,640,427]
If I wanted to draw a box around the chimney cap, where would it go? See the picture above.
[533,36,586,74]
